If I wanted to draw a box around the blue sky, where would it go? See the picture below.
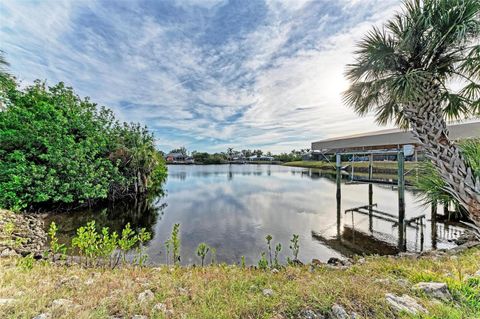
[0,0,401,153]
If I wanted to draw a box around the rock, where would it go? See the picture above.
[413,282,452,301]
[454,231,479,245]
[327,257,344,266]
[474,270,480,277]
[152,303,167,312]
[397,279,410,287]
[51,299,74,307]
[385,293,428,315]
[56,276,79,288]
[0,298,15,305]
[84,278,94,285]
[50,298,77,312]
[374,278,390,285]
[271,268,279,274]
[138,289,154,303]
[296,309,325,319]
[330,304,349,319]
[32,314,50,319]
[311,259,323,266]
[262,288,274,297]
[131,316,148,319]
[1,248,19,258]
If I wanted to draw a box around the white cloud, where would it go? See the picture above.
[0,0,402,153]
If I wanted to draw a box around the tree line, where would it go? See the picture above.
[165,147,311,163]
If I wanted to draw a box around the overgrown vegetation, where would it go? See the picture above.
[1,247,479,318]
[0,77,167,211]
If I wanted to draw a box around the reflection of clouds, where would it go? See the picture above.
[47,165,457,265]
[143,165,439,265]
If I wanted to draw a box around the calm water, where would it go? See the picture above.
[46,164,467,265]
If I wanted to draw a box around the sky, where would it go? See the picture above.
[0,0,402,153]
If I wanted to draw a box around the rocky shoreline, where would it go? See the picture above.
[0,209,47,258]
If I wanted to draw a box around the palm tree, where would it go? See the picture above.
[344,0,480,226]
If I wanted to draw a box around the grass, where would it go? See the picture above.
[283,161,421,184]
[0,249,479,318]
[283,161,418,171]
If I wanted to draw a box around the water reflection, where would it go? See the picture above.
[45,194,166,244]
[46,165,470,265]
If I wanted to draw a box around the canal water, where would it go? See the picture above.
[45,164,467,265]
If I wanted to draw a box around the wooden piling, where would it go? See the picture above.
[397,151,406,251]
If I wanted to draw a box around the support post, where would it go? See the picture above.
[368,153,374,231]
[398,151,406,251]
[336,153,342,238]
[431,200,437,250]
[368,153,373,180]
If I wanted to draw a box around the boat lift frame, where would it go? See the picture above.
[335,149,408,250]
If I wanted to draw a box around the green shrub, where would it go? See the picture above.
[0,80,167,211]
[48,222,66,261]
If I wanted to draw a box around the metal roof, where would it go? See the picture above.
[312,121,480,153]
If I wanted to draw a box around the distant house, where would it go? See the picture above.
[166,153,186,163]
[248,155,274,161]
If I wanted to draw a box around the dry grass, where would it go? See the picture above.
[0,248,479,319]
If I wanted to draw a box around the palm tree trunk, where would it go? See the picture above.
[403,81,480,226]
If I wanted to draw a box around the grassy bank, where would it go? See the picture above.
[283,161,418,171]
[1,248,479,318]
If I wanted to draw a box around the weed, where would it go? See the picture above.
[118,223,138,265]
[134,228,151,266]
[17,253,35,270]
[71,221,100,266]
[258,252,268,270]
[210,247,216,265]
[265,234,273,266]
[98,227,119,267]
[289,234,300,262]
[3,221,15,237]
[169,224,181,265]
[48,222,66,262]
[274,243,282,269]
[196,242,210,267]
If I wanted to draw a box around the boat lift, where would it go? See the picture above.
[335,147,414,251]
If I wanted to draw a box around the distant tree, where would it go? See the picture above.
[254,149,263,157]
[226,147,234,160]
[169,147,187,156]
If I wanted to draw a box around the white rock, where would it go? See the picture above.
[385,293,428,315]
[138,289,154,303]
[0,298,15,305]
[0,248,18,258]
[84,278,94,286]
[297,309,324,319]
[131,316,148,319]
[152,303,167,312]
[262,288,274,297]
[331,304,349,319]
[51,299,75,308]
[32,314,50,319]
[413,282,452,301]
